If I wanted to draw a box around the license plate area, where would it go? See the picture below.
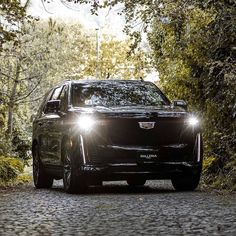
[137,152,158,164]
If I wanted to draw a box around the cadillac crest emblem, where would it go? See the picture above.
[138,122,155,129]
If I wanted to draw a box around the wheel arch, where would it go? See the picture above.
[61,135,70,164]
[61,134,82,166]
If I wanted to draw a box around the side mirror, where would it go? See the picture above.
[45,100,60,113]
[172,100,187,110]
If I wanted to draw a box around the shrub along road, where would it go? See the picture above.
[0,180,235,235]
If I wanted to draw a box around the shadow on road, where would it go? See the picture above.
[49,181,177,195]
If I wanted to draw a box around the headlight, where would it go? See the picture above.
[78,115,95,131]
[187,116,199,126]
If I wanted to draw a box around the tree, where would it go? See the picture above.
[0,19,64,137]
[41,23,151,82]
[0,0,31,50]
[83,34,150,79]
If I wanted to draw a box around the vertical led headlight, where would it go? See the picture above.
[77,115,95,132]
[187,116,199,126]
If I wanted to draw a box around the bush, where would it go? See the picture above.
[202,150,236,191]
[0,156,24,183]
[16,174,32,184]
[11,131,31,161]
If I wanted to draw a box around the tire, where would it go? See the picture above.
[62,138,87,194]
[32,144,53,188]
[127,178,146,187]
[171,171,201,191]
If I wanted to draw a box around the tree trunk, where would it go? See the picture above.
[7,105,14,136]
[6,63,20,137]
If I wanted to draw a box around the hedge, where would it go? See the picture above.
[0,156,24,184]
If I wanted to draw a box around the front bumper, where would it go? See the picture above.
[78,162,202,181]
[76,132,202,181]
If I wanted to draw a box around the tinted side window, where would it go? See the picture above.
[59,85,68,112]
[51,86,63,100]
[43,86,63,114]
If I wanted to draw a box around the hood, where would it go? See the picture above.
[70,105,187,118]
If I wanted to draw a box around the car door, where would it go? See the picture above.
[46,84,69,167]
[35,90,54,165]
[40,85,64,166]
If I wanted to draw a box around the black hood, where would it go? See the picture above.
[70,105,187,118]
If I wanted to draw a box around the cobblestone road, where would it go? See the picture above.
[0,180,235,236]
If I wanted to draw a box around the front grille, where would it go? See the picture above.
[97,117,188,145]
[84,117,195,164]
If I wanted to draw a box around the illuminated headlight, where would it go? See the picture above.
[78,115,95,131]
[187,116,199,126]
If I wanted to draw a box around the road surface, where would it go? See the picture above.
[0,180,235,235]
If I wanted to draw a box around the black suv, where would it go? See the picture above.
[32,80,203,193]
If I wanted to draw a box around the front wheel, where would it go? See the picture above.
[32,144,53,188]
[171,171,201,191]
[62,139,87,194]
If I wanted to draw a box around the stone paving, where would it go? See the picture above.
[0,180,235,236]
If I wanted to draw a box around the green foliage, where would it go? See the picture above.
[0,156,24,184]
[83,34,150,79]
[148,2,236,190]
[11,131,31,161]
[0,17,73,161]
[45,23,150,81]
[0,0,31,50]
[0,136,11,156]
[15,173,32,185]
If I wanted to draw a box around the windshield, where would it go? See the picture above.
[71,81,170,107]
